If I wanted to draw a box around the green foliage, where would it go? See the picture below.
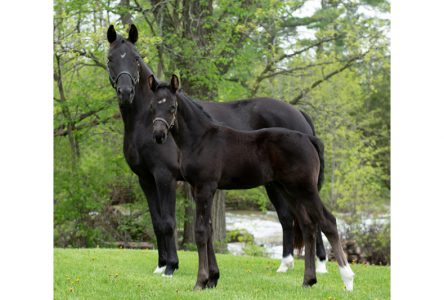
[225,187,269,211]
[243,244,269,258]
[54,0,390,248]
[346,221,391,265]
[226,229,254,244]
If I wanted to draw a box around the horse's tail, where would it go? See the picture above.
[293,215,304,252]
[300,110,316,136]
[308,135,325,192]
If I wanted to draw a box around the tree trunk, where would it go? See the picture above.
[181,183,227,252]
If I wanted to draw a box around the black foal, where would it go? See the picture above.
[148,75,354,291]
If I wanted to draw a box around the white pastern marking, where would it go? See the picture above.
[153,265,166,274]
[120,52,127,59]
[158,98,166,104]
[339,264,355,291]
[316,257,328,273]
[276,255,294,273]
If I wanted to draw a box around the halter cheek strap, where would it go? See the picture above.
[107,60,140,89]
[152,101,178,129]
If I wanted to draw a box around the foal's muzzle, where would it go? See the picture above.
[153,122,168,144]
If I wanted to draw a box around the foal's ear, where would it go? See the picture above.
[128,24,138,44]
[171,75,180,93]
[147,75,157,91]
[107,25,117,43]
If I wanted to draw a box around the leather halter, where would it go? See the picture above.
[152,100,178,129]
[107,59,140,89]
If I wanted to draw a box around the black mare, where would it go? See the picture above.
[106,24,327,276]
[149,75,355,291]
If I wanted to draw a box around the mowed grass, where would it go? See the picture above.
[54,248,389,300]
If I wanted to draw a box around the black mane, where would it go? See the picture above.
[154,84,215,122]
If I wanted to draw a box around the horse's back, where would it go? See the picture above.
[201,97,314,134]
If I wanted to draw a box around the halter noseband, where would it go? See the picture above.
[107,59,140,89]
[152,100,178,130]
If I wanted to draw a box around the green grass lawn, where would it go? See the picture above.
[54,248,390,300]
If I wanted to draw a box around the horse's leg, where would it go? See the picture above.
[138,176,167,274]
[152,169,179,277]
[192,184,216,290]
[265,184,295,273]
[205,219,220,288]
[319,206,355,291]
[315,225,328,273]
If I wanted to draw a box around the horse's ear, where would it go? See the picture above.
[128,24,138,44]
[171,75,180,93]
[148,75,157,91]
[107,25,117,43]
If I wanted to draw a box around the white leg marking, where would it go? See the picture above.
[153,265,166,274]
[339,264,355,291]
[162,273,173,278]
[276,255,294,273]
[316,256,328,273]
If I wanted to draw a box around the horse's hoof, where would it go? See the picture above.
[302,277,317,287]
[276,255,294,273]
[162,273,173,278]
[339,264,355,291]
[153,265,166,274]
[316,257,328,274]
[164,265,176,276]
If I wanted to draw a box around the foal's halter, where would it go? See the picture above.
[153,100,178,130]
[107,58,140,89]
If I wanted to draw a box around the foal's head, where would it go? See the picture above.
[148,74,180,144]
[106,24,141,105]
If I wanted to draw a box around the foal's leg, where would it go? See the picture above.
[281,185,323,287]
[153,169,179,277]
[319,206,354,291]
[192,184,216,290]
[293,204,317,287]
[315,226,328,273]
[139,176,167,274]
[205,220,220,288]
[265,184,295,273]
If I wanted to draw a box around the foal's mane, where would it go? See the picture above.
[154,84,215,122]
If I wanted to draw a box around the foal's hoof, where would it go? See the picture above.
[316,257,328,274]
[302,278,317,288]
[339,264,355,291]
[276,255,294,273]
[153,265,166,274]
[193,282,207,291]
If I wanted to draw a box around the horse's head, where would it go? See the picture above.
[106,24,141,105]
[148,74,180,144]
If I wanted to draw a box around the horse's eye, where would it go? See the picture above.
[169,105,176,113]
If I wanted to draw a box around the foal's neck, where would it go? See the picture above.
[173,94,216,150]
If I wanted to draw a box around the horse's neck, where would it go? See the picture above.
[174,95,216,150]
[120,68,151,134]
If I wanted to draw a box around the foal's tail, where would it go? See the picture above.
[308,135,325,192]
[293,215,304,252]
[301,111,324,192]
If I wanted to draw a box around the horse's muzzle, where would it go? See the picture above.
[117,86,135,104]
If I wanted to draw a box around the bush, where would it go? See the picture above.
[345,221,390,265]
